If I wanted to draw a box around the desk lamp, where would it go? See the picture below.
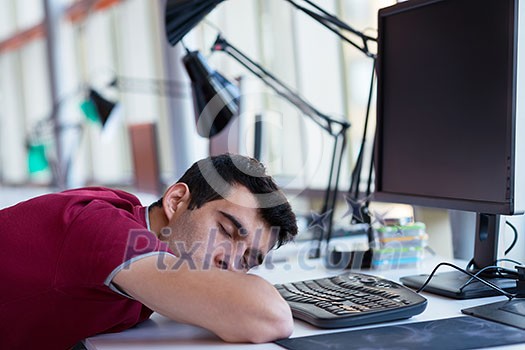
[165,0,377,260]
[181,50,240,138]
[28,87,118,181]
[165,0,376,58]
[80,88,119,127]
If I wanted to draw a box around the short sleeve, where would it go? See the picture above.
[54,199,172,295]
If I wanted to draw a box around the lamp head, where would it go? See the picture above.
[88,88,117,127]
[165,0,226,46]
[183,50,240,138]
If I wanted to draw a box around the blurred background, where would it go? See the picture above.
[0,0,390,223]
[1,0,523,264]
[0,0,391,190]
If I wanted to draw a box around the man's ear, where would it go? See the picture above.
[162,183,191,220]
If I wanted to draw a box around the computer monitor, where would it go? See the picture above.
[374,0,525,301]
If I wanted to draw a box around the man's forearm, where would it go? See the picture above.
[113,255,293,343]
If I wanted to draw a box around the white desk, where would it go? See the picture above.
[84,246,523,350]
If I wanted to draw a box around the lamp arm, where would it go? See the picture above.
[299,0,364,36]
[211,34,351,259]
[212,35,350,136]
[110,76,189,99]
[284,0,377,59]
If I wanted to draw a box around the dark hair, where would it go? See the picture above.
[152,154,297,248]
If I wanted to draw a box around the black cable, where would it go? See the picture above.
[466,259,475,272]
[459,265,518,292]
[364,60,376,200]
[465,257,521,280]
[348,59,376,201]
[300,0,377,42]
[505,221,518,255]
[283,0,376,58]
[416,262,517,300]
[497,258,524,266]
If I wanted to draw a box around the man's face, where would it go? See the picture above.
[164,185,275,272]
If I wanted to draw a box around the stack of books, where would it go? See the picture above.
[370,222,428,270]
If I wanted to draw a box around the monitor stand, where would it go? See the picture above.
[463,264,525,329]
[400,271,517,299]
[462,299,525,330]
[401,213,517,299]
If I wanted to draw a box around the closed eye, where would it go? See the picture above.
[218,224,233,239]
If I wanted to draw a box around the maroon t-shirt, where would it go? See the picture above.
[0,187,171,349]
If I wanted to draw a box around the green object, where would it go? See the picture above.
[80,99,101,124]
[372,246,425,255]
[28,144,49,173]
[375,222,426,234]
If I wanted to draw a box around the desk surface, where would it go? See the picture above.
[84,243,523,350]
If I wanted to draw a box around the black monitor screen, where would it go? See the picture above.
[375,0,517,215]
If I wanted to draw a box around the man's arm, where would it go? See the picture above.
[112,255,294,343]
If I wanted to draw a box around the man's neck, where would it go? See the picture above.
[148,206,169,239]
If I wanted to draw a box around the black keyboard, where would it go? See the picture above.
[275,271,427,328]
